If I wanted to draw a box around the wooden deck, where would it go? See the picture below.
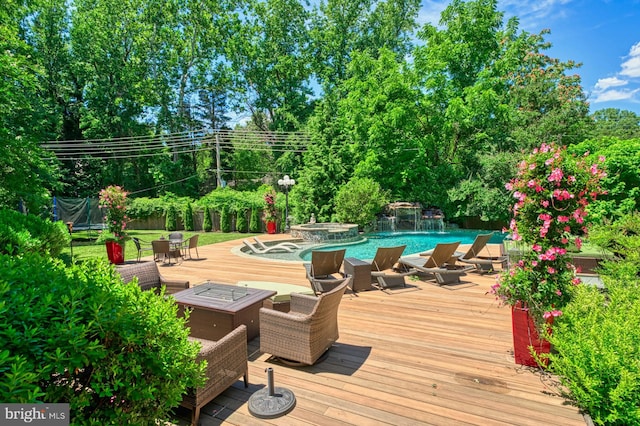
[157,234,586,426]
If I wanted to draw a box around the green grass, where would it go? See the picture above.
[65,230,258,262]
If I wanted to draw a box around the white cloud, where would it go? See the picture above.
[592,88,640,103]
[620,41,640,78]
[594,77,628,91]
[416,1,447,26]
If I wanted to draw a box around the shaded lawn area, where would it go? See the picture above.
[64,230,258,262]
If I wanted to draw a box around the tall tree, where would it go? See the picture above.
[0,0,60,211]
[228,0,313,132]
[591,108,640,140]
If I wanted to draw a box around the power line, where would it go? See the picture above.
[42,128,313,160]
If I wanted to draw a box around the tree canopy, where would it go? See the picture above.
[2,0,638,224]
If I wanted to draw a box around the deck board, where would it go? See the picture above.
[154,234,585,425]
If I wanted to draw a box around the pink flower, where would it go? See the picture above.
[555,289,562,296]
[532,244,542,252]
[548,168,564,182]
[574,237,582,250]
[547,267,556,274]
[541,200,549,208]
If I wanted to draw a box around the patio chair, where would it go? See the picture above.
[152,239,180,264]
[243,239,294,254]
[183,234,200,260]
[399,241,473,285]
[116,260,189,294]
[304,249,348,294]
[457,232,508,273]
[132,237,154,262]
[181,325,248,426]
[368,245,416,289]
[254,236,301,250]
[259,279,349,365]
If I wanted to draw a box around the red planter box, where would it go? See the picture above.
[266,221,277,234]
[106,241,125,264]
[511,302,551,367]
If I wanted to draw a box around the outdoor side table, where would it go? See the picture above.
[343,257,374,292]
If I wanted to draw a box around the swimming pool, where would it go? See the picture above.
[299,230,506,261]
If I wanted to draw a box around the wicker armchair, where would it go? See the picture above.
[182,325,249,426]
[116,261,189,294]
[259,279,350,365]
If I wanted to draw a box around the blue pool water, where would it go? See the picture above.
[299,230,506,261]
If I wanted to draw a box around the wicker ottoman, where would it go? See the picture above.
[236,281,315,312]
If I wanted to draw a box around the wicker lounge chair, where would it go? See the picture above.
[181,325,249,426]
[243,239,294,254]
[457,232,508,273]
[304,249,348,294]
[400,241,473,285]
[368,245,416,289]
[259,279,349,365]
[254,236,301,250]
[116,260,189,294]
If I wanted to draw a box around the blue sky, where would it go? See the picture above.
[420,0,640,114]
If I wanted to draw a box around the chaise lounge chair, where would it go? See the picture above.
[304,249,348,294]
[399,241,473,285]
[368,245,416,289]
[457,232,508,273]
[243,239,294,254]
[253,236,301,250]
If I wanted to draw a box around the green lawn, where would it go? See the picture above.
[65,230,258,262]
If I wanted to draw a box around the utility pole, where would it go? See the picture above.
[215,133,222,187]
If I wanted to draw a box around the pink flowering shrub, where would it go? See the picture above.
[263,189,277,222]
[99,185,129,242]
[491,143,606,328]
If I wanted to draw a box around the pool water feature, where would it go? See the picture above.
[299,230,507,261]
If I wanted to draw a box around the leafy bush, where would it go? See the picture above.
[183,203,194,231]
[220,208,231,233]
[334,177,389,230]
[548,270,640,425]
[127,197,167,219]
[249,208,260,232]
[203,206,212,232]
[0,254,204,424]
[569,137,640,221]
[165,205,177,231]
[0,208,69,257]
[236,209,248,233]
[589,212,640,262]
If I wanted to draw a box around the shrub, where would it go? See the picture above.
[334,177,389,230]
[236,209,248,233]
[220,208,231,233]
[98,185,129,243]
[0,208,69,257]
[249,208,260,232]
[183,203,194,231]
[492,143,607,328]
[548,270,640,425]
[165,205,178,231]
[0,254,204,424]
[203,206,212,232]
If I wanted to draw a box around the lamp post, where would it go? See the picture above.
[277,175,295,231]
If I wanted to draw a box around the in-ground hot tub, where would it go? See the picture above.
[290,223,359,242]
